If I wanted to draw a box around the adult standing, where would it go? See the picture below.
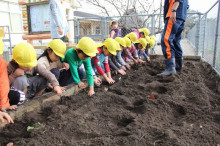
[49,0,69,41]
[158,0,189,76]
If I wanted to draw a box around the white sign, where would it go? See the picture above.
[30,4,50,32]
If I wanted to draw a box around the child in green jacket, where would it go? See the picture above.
[61,37,99,96]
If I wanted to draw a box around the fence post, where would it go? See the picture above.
[7,26,12,55]
[202,14,207,58]
[213,1,220,67]
[104,17,108,39]
[76,19,80,43]
[101,17,105,41]
[151,14,155,35]
[195,13,201,55]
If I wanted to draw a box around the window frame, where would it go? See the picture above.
[0,1,23,33]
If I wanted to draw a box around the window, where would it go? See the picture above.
[0,1,22,33]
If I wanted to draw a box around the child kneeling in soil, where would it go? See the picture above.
[7,42,38,101]
[122,37,139,64]
[32,39,70,97]
[115,37,131,69]
[132,28,150,39]
[148,36,157,55]
[61,37,99,96]
[135,38,150,62]
[123,33,144,64]
[109,37,131,75]
[92,38,121,85]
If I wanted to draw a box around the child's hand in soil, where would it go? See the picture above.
[133,59,138,64]
[78,81,86,88]
[147,57,151,62]
[106,77,115,85]
[53,86,63,95]
[1,105,17,112]
[0,111,14,124]
[118,69,126,75]
[60,87,65,92]
[62,63,69,70]
[88,89,95,96]
[121,66,126,71]
[139,60,146,64]
[14,68,25,76]
[94,76,102,86]
[7,142,14,146]
[126,64,131,70]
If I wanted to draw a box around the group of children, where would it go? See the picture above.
[0,21,156,124]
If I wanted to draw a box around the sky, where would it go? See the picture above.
[77,0,219,16]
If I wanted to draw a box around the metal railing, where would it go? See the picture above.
[187,0,220,74]
[70,5,220,73]
[70,12,202,44]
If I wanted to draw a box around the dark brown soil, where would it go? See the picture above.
[1,56,220,146]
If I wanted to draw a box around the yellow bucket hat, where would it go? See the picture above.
[12,43,37,68]
[135,38,148,48]
[115,37,126,48]
[98,38,121,55]
[76,37,98,57]
[48,39,66,58]
[125,32,137,43]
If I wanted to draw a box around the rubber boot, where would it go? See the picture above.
[157,58,176,76]
[176,58,183,72]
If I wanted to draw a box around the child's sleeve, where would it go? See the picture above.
[103,56,110,73]
[66,58,81,84]
[138,50,143,58]
[83,58,94,86]
[35,63,59,87]
[0,60,10,109]
[131,44,139,58]
[116,51,126,66]
[109,57,120,72]
[124,49,134,60]
[92,55,105,75]
[143,52,148,58]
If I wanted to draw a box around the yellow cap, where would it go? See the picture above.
[125,32,137,43]
[145,36,151,43]
[124,37,132,48]
[0,39,3,55]
[48,39,66,58]
[135,38,148,48]
[12,43,37,68]
[110,20,117,26]
[139,28,150,36]
[150,35,156,41]
[98,38,121,55]
[115,37,126,48]
[76,37,98,57]
[150,39,155,48]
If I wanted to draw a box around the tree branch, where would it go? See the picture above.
[85,0,110,16]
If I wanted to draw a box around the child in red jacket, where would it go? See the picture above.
[91,38,121,85]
